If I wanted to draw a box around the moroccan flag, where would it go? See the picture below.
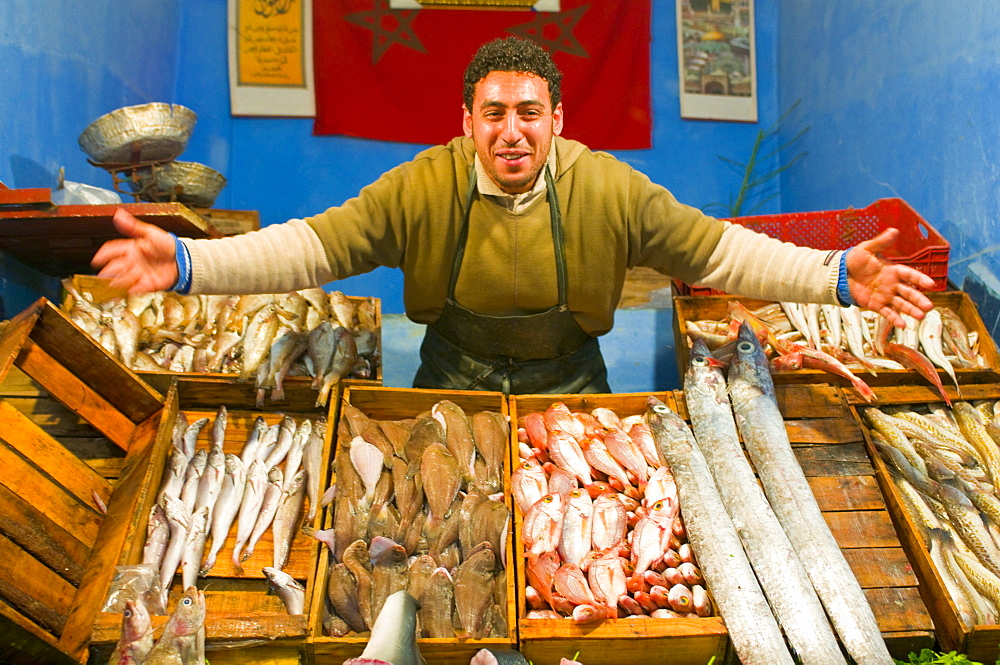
[312,0,651,149]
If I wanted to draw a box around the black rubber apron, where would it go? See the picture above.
[413,167,610,395]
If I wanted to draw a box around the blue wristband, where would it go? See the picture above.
[171,234,192,294]
[836,250,856,306]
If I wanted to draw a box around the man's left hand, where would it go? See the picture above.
[846,228,935,327]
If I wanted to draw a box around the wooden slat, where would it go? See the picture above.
[16,340,137,451]
[0,400,112,507]
[809,475,885,512]
[0,532,75,636]
[2,396,103,437]
[0,482,89,586]
[824,510,900,548]
[843,547,919,588]
[794,442,875,477]
[0,433,103,546]
[866,586,934,633]
[84,458,126,480]
[58,410,163,661]
[785,416,863,444]
[0,303,39,386]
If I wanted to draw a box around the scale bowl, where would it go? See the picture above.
[78,103,197,165]
[134,161,227,209]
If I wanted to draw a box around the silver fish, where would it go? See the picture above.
[194,445,226,525]
[179,449,207,516]
[919,309,961,392]
[159,495,191,607]
[316,326,357,407]
[282,418,312,492]
[233,459,268,576]
[108,598,153,665]
[263,566,306,615]
[239,416,269,467]
[210,405,228,451]
[243,466,284,562]
[272,468,306,571]
[156,447,189,506]
[240,304,280,381]
[685,339,846,664]
[180,506,210,590]
[727,323,893,664]
[201,454,246,576]
[263,416,298,469]
[182,417,210,460]
[303,416,326,521]
[646,396,794,665]
[142,504,170,568]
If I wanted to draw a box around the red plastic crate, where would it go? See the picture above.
[676,197,950,296]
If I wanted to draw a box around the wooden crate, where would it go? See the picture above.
[306,386,517,664]
[510,387,935,664]
[509,392,729,665]
[0,299,165,664]
[845,383,1000,662]
[673,291,999,392]
[63,274,383,394]
[88,377,337,661]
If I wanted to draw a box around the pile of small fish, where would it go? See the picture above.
[62,280,379,406]
[513,401,712,623]
[868,398,1000,628]
[317,400,511,639]
[685,300,985,404]
[143,406,324,616]
[108,586,206,665]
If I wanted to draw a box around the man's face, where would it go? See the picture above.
[463,71,563,194]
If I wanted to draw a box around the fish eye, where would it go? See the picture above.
[543,495,554,503]
[182,598,192,606]
[692,356,709,366]
[737,341,754,353]
[653,405,667,413]
[124,608,133,618]
[653,500,663,510]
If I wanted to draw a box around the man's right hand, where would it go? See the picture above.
[91,208,180,293]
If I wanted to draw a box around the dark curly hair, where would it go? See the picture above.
[463,36,563,111]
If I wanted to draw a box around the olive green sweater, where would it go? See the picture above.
[182,136,842,335]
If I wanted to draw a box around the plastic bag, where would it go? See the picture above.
[51,167,121,205]
[101,563,166,616]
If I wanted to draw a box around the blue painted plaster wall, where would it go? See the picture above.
[776,2,1000,292]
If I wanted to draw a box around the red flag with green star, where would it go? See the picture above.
[312,0,651,149]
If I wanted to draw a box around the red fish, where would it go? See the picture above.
[885,342,953,406]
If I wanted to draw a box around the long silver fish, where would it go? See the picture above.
[303,416,327,521]
[156,448,189,506]
[264,416,298,469]
[180,506,210,590]
[159,495,191,607]
[343,590,426,665]
[727,322,893,664]
[142,504,170,569]
[194,445,226,525]
[684,339,846,664]
[233,459,268,576]
[244,466,284,562]
[201,454,247,576]
[240,416,269,467]
[272,468,306,571]
[282,418,312,491]
[182,417,210,460]
[179,449,207,516]
[646,396,793,665]
[263,566,306,615]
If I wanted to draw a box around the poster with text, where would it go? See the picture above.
[229,0,316,116]
[676,0,756,122]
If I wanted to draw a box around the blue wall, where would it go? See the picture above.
[776,2,1000,292]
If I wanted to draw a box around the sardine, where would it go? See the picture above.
[272,469,306,571]
[685,338,846,664]
[201,454,246,576]
[108,599,153,665]
[263,566,306,615]
[180,506,210,590]
[727,323,893,664]
[646,396,793,664]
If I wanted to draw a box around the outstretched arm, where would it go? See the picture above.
[846,228,935,327]
[91,208,180,293]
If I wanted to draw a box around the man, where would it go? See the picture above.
[93,37,934,394]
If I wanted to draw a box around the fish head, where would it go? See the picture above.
[730,322,775,394]
[771,351,803,372]
[120,600,151,642]
[169,587,206,637]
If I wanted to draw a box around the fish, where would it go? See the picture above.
[558,488,593,568]
[327,562,368,633]
[453,547,497,639]
[350,435,385,508]
[264,416,298,469]
[684,338,846,664]
[179,450,207,516]
[544,402,585,441]
[927,528,990,628]
[316,326,358,406]
[107,599,154,665]
[303,416,327,521]
[159,495,191,607]
[329,291,358,329]
[263,566,306,615]
[420,442,462,545]
[602,427,647,485]
[239,304,280,381]
[432,400,478,483]
[343,590,426,665]
[200,454,246,576]
[193,445,226,525]
[954,402,1000,487]
[587,552,627,615]
[157,447,189,506]
[936,483,1000,577]
[418,567,456,638]
[646,395,794,665]
[919,309,961,393]
[886,342,953,406]
[142,504,170,569]
[581,436,632,491]
[106,300,142,369]
[272,469,306,571]
[242,465,284,562]
[404,416,446,479]
[265,329,309,403]
[511,459,548,515]
[940,308,978,368]
[590,491,627,554]
[726,323,893,664]
[371,541,409,623]
[343,539,375,629]
[282,418,312,491]
[472,410,508,493]
[143,586,205,665]
[470,649,529,665]
[180,506,210,591]
[232,459,268,576]
[547,429,593,486]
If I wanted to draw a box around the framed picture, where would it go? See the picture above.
[676,0,757,122]
[228,0,316,117]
